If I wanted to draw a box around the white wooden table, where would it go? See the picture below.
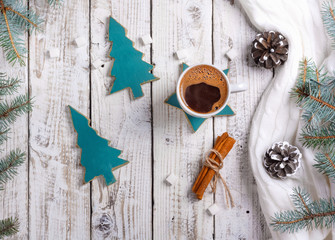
[1,0,274,239]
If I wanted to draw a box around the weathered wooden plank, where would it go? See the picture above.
[90,1,153,239]
[0,19,29,240]
[213,0,272,239]
[28,1,91,239]
[152,0,214,239]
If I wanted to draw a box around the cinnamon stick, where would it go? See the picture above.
[192,133,236,200]
[192,133,228,192]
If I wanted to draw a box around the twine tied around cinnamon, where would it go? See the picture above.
[204,149,235,208]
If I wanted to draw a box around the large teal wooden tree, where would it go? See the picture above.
[69,106,128,185]
[108,17,158,99]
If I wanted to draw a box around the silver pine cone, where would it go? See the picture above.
[263,142,301,179]
[251,31,289,69]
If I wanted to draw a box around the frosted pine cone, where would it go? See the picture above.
[251,31,289,69]
[263,142,301,179]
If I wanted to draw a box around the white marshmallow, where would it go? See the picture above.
[225,48,238,61]
[47,48,59,58]
[74,37,86,48]
[207,204,220,216]
[165,173,178,186]
[175,49,188,60]
[140,34,153,45]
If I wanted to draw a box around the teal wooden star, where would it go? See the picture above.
[165,64,235,132]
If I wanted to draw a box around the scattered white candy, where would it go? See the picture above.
[207,203,220,216]
[47,48,59,58]
[91,59,103,69]
[165,173,178,186]
[229,82,248,93]
[74,36,86,48]
[175,49,188,60]
[225,48,238,61]
[140,34,153,45]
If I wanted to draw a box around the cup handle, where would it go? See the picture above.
[230,82,248,93]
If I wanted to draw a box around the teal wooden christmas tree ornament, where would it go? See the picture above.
[109,17,159,99]
[165,64,235,132]
[69,106,128,185]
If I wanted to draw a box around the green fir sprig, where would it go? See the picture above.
[291,59,335,180]
[0,217,19,238]
[0,72,32,238]
[0,73,20,95]
[0,0,62,66]
[271,1,335,233]
[0,0,42,65]
[0,93,32,128]
[271,188,335,233]
[322,1,335,47]
[301,125,335,152]
[0,73,32,185]
[0,149,25,191]
[291,59,335,129]
[314,152,335,180]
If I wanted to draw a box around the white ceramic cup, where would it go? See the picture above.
[176,64,247,118]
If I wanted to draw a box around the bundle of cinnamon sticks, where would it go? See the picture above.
[192,132,236,201]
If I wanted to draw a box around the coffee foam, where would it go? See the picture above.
[180,65,228,113]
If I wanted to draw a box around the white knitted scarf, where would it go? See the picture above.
[239,0,335,239]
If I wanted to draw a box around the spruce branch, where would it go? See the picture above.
[0,93,32,128]
[0,217,19,238]
[301,124,335,152]
[322,1,335,47]
[271,188,335,233]
[0,0,23,65]
[314,152,335,180]
[0,149,25,190]
[0,72,20,96]
[291,59,335,128]
[0,0,58,65]
[0,125,9,146]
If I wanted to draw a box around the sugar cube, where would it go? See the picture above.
[47,48,59,58]
[140,34,153,45]
[207,204,220,216]
[165,173,178,186]
[175,49,188,60]
[225,48,238,61]
[74,37,86,48]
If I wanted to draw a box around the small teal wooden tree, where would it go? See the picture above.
[108,17,158,99]
[69,106,128,185]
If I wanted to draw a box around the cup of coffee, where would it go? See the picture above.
[176,64,247,118]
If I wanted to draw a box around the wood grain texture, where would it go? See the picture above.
[152,0,214,239]
[0,10,29,239]
[28,1,91,239]
[0,1,276,239]
[213,0,272,239]
[90,1,153,239]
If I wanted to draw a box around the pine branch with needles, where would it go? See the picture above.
[322,1,335,47]
[0,72,32,187]
[272,2,335,232]
[0,149,25,191]
[291,59,335,180]
[0,0,62,66]
[271,188,335,233]
[0,73,32,238]
[291,59,335,129]
[0,217,19,238]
